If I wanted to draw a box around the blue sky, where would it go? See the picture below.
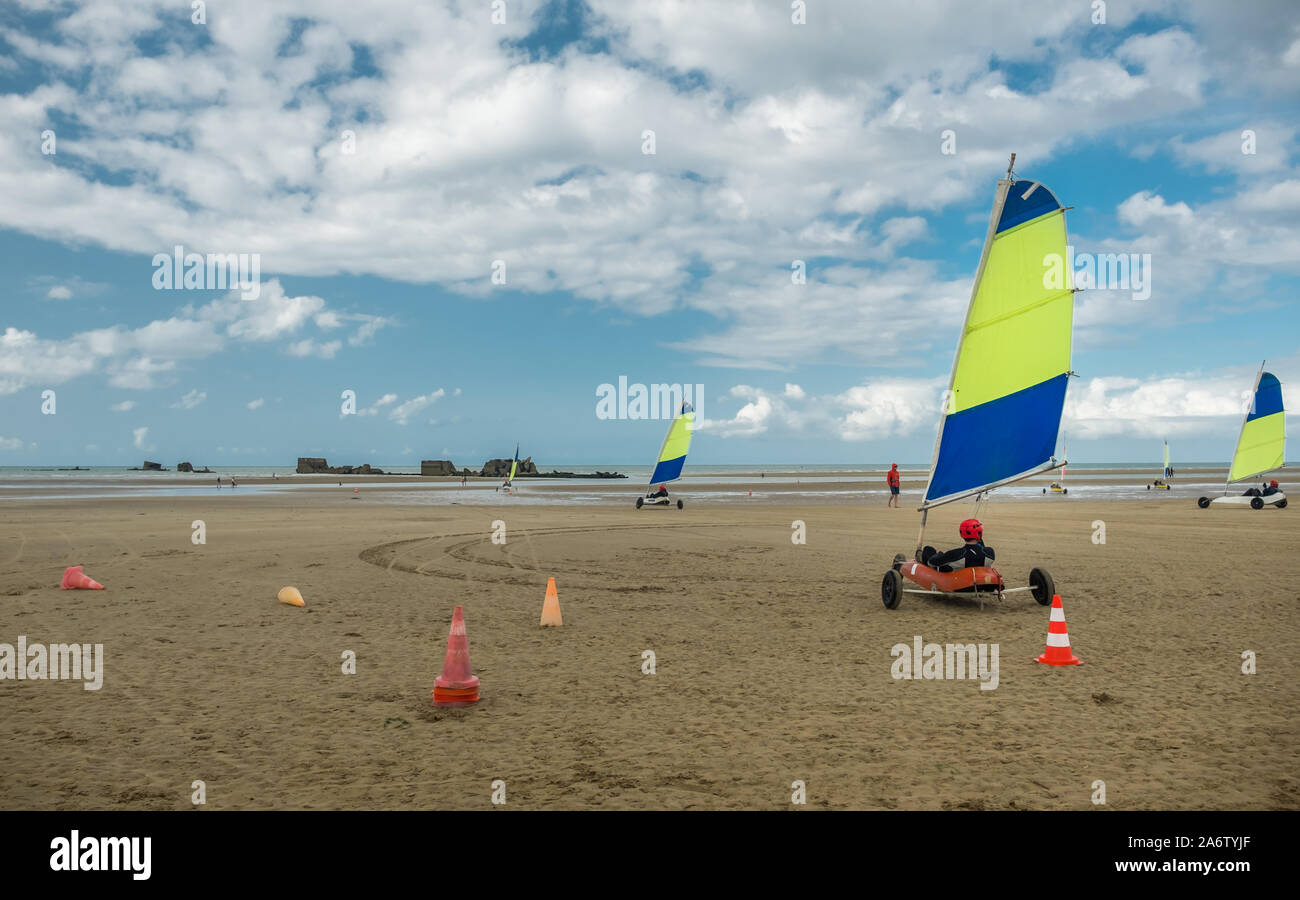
[1,0,1297,468]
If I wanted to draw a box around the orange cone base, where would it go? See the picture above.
[432,683,480,706]
[1035,650,1082,666]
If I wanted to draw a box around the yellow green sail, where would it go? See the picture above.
[649,402,694,484]
[1227,368,1285,484]
[923,167,1075,506]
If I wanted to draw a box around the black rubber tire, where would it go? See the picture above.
[635,497,644,509]
[676,499,684,509]
[1063,488,1068,495]
[882,569,903,610]
[1197,497,1210,508]
[1029,567,1055,606]
[1042,488,1046,494]
[1251,497,1264,510]
[1278,498,1288,509]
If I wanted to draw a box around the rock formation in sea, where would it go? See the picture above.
[296,457,385,475]
[479,456,539,477]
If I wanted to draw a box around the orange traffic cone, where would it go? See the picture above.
[278,586,306,607]
[432,605,480,706]
[61,565,104,590]
[1035,594,1082,665]
[540,577,562,627]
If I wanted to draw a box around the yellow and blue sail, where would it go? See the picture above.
[649,401,694,484]
[924,177,1074,506]
[1228,371,1285,483]
[507,444,519,484]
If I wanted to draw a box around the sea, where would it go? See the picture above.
[0,463,1272,505]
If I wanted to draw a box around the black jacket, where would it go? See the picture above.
[928,543,995,571]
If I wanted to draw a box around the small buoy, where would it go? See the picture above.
[278,586,306,607]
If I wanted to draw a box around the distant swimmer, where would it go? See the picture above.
[922,519,994,572]
[887,463,901,507]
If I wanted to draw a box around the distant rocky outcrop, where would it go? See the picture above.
[177,461,194,472]
[296,457,385,475]
[479,456,539,478]
[142,460,162,471]
[415,457,625,479]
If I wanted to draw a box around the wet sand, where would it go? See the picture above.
[1,487,1297,809]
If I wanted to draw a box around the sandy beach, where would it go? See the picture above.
[2,482,1296,810]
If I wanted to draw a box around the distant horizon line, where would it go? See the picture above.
[1,461,1285,470]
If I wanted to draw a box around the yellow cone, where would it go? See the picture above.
[540,577,562,627]
[278,586,306,607]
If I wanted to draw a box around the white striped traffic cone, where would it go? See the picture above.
[1035,593,1082,666]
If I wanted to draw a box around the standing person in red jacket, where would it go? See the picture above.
[887,463,901,507]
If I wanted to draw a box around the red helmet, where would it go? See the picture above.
[1271,480,1279,487]
[959,519,983,541]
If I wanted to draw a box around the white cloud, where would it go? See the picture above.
[111,400,136,412]
[200,279,325,342]
[697,378,944,441]
[2,2,1281,376]
[389,390,446,425]
[0,1,1294,379]
[348,315,392,346]
[1064,372,1260,439]
[108,356,176,390]
[697,361,1296,445]
[0,436,24,451]
[247,397,265,409]
[171,388,206,409]
[358,393,398,416]
[46,285,72,300]
[285,338,342,359]
[1170,124,1296,174]
[132,426,150,450]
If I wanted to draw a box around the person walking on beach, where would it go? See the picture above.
[887,463,901,507]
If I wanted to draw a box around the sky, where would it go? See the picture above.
[0,0,1297,468]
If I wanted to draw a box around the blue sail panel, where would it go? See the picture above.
[649,456,685,484]
[996,180,1062,234]
[1248,372,1283,421]
[926,374,1068,502]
